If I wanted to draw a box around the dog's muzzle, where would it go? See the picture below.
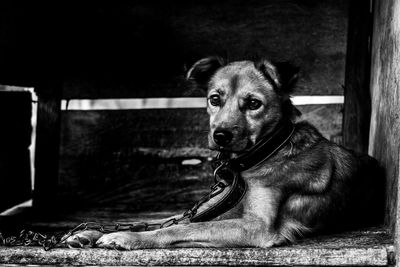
[213,130,233,146]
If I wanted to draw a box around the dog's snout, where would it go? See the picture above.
[213,130,233,146]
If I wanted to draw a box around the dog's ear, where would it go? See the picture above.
[255,59,301,119]
[274,62,300,94]
[255,59,299,95]
[186,57,226,90]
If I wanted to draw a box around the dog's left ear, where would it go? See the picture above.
[255,59,299,95]
[186,56,226,90]
[256,59,301,119]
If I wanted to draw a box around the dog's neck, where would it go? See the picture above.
[217,120,295,173]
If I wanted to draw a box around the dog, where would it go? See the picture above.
[65,57,383,249]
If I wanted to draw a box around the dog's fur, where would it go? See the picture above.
[66,57,383,249]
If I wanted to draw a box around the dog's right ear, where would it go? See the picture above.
[255,59,299,95]
[186,57,225,90]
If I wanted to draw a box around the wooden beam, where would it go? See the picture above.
[369,0,400,266]
[342,0,373,154]
[33,81,62,209]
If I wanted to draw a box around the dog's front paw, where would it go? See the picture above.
[64,230,103,248]
[96,232,150,250]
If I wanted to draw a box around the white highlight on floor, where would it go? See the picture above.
[61,96,344,110]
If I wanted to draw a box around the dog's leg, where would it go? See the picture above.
[64,230,103,248]
[64,214,187,248]
[95,218,278,249]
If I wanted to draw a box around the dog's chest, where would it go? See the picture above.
[241,180,280,224]
[212,177,279,222]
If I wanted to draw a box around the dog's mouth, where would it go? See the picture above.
[227,141,255,154]
[209,134,254,154]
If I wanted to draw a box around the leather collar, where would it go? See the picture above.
[189,120,295,223]
[217,120,295,173]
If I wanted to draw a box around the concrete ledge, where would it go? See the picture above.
[0,230,393,266]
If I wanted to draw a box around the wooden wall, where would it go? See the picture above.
[0,1,348,97]
[369,0,400,256]
[58,105,343,203]
[59,0,348,99]
[31,1,348,204]
[0,1,349,208]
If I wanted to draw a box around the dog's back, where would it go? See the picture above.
[275,121,384,237]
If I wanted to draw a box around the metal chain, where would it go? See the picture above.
[0,161,229,251]
[0,229,61,251]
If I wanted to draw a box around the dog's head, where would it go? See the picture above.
[187,57,300,153]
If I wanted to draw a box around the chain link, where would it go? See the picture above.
[0,229,62,251]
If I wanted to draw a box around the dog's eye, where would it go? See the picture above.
[248,99,262,110]
[209,95,221,106]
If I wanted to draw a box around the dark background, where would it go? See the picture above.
[0,1,347,97]
[0,1,348,209]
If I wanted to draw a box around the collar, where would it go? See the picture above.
[189,120,295,223]
[216,120,295,174]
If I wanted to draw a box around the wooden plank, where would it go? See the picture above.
[342,0,373,154]
[369,0,400,266]
[57,152,215,213]
[60,96,344,110]
[0,229,392,266]
[57,105,342,202]
[60,105,342,155]
[33,82,62,209]
[369,0,400,234]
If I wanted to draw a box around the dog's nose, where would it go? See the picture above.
[213,130,233,146]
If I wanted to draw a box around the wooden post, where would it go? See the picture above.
[33,81,62,209]
[342,0,373,154]
[369,0,400,265]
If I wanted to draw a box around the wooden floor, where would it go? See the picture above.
[0,225,394,266]
[0,199,394,266]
